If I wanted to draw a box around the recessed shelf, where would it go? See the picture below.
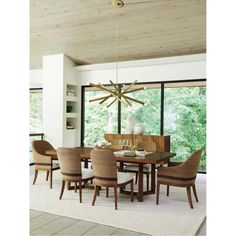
[66,117,77,129]
[66,84,77,97]
[65,84,78,132]
[66,113,77,118]
[66,96,77,102]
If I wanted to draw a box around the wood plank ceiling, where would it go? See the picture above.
[30,0,206,69]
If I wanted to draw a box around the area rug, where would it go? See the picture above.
[30,170,206,235]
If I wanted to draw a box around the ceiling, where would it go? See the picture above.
[30,0,206,69]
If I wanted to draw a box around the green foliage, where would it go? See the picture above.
[29,91,43,163]
[121,88,161,134]
[29,92,43,133]
[84,91,118,146]
[164,87,206,171]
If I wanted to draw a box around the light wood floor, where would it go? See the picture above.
[30,209,206,236]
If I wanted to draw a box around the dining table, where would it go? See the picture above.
[46,146,176,202]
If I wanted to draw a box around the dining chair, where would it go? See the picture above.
[156,149,202,209]
[90,149,134,210]
[32,140,60,189]
[57,148,94,203]
[124,141,156,191]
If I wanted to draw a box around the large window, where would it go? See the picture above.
[82,80,206,172]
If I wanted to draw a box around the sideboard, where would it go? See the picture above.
[104,133,170,152]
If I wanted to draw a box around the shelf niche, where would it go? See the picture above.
[66,117,77,130]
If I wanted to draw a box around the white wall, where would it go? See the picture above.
[75,54,206,85]
[43,54,64,148]
[42,54,78,148]
[30,69,43,88]
[63,56,78,147]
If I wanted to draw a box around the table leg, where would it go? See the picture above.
[119,162,124,172]
[119,162,124,192]
[84,159,88,168]
[67,182,71,190]
[151,164,155,193]
[137,164,143,202]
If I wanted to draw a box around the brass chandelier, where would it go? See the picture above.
[89,0,145,108]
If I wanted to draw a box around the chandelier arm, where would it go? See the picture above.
[122,87,145,94]
[123,94,145,105]
[99,95,113,104]
[110,80,120,92]
[89,95,112,102]
[90,83,117,96]
[118,95,129,106]
[107,97,118,108]
[99,84,118,95]
[122,95,132,106]
[110,82,128,105]
[122,80,138,93]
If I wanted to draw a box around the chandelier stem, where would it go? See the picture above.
[116,2,118,84]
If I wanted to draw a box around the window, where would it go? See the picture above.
[84,89,118,146]
[82,80,206,172]
[164,82,206,172]
[29,89,43,164]
[30,89,43,133]
[121,86,161,135]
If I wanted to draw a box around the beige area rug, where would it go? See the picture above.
[30,170,206,236]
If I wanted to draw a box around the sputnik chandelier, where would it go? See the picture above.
[89,0,145,108]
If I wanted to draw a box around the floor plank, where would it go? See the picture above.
[54,220,98,235]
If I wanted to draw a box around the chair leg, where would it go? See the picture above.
[135,172,138,184]
[156,183,160,204]
[92,185,98,206]
[75,182,77,193]
[106,187,109,198]
[79,181,82,203]
[50,170,53,189]
[192,184,199,202]
[186,186,193,209]
[46,171,49,181]
[167,185,169,196]
[130,181,134,202]
[114,186,118,210]
[59,180,65,200]
[33,170,38,185]
[146,173,149,191]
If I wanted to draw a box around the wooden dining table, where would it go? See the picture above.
[46,147,176,202]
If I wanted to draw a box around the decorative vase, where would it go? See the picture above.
[125,116,134,134]
[133,123,145,135]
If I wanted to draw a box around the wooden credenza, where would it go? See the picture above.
[104,133,170,152]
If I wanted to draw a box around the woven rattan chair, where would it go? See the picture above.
[156,150,202,209]
[32,140,60,189]
[57,148,94,203]
[90,149,134,210]
[124,141,156,191]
